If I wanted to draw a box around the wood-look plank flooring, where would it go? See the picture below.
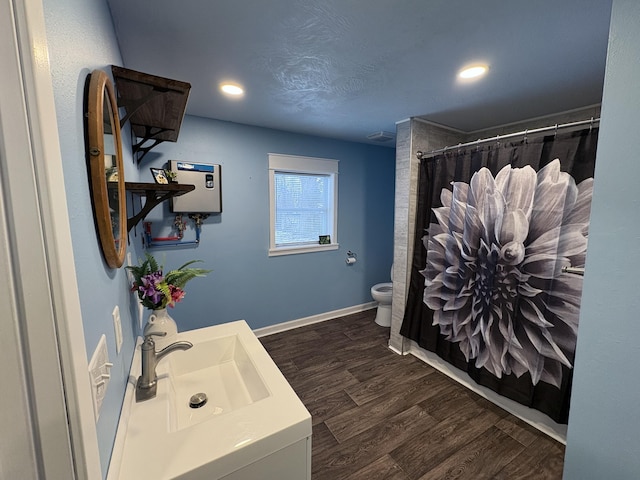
[259,310,565,480]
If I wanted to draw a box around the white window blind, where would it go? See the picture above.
[274,172,331,245]
[268,154,338,256]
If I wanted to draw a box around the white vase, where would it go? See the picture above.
[143,308,178,350]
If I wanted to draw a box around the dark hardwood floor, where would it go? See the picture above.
[259,310,565,480]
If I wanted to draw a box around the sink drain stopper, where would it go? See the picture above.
[189,392,208,409]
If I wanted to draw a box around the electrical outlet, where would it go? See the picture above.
[113,305,123,354]
[88,334,112,421]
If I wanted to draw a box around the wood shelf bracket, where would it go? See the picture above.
[125,182,195,232]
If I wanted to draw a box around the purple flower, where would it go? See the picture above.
[139,272,164,305]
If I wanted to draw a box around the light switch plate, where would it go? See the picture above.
[113,305,123,354]
[138,300,144,331]
[88,334,112,421]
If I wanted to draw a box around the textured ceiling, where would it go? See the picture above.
[106,0,612,146]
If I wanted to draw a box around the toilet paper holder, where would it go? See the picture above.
[346,251,357,265]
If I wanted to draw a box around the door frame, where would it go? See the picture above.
[0,0,101,477]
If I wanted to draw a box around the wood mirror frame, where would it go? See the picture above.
[87,69,126,268]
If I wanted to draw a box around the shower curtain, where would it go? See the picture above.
[400,128,598,423]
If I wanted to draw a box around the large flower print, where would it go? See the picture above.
[423,159,593,388]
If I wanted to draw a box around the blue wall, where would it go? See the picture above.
[137,116,396,331]
[44,1,394,476]
[563,0,640,478]
[43,0,142,475]
[37,0,640,476]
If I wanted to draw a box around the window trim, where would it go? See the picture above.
[268,153,339,256]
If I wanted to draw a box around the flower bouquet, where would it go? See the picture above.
[127,253,210,346]
[127,253,210,310]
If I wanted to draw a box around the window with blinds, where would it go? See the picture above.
[268,154,338,256]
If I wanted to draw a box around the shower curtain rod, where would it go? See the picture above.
[416,117,600,160]
[562,266,585,276]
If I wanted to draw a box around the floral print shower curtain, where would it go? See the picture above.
[400,128,598,423]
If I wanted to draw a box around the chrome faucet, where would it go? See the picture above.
[135,332,193,402]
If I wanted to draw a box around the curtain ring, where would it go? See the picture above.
[589,116,594,132]
[554,124,558,138]
[457,142,462,153]
[524,129,528,144]
[496,134,500,147]
[476,139,480,151]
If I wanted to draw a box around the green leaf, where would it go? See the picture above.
[125,252,210,309]
[165,267,211,289]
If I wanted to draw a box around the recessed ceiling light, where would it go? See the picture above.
[220,83,244,96]
[458,65,488,80]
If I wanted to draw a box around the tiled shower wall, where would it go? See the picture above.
[389,119,464,352]
[389,106,601,353]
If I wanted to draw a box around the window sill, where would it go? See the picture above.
[268,243,339,257]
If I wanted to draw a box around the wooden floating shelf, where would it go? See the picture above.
[125,182,195,232]
[112,66,191,164]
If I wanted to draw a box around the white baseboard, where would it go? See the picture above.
[407,340,568,444]
[253,302,377,338]
[387,344,408,355]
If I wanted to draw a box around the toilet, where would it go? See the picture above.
[371,266,393,327]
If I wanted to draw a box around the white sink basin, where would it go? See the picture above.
[167,334,270,431]
[108,320,311,480]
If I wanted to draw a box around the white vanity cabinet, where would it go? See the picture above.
[216,438,310,480]
[108,321,312,480]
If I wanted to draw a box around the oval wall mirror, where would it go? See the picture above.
[86,69,126,268]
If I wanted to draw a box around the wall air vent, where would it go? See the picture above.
[367,131,395,142]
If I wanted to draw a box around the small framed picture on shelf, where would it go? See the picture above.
[150,167,168,184]
[319,235,331,245]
